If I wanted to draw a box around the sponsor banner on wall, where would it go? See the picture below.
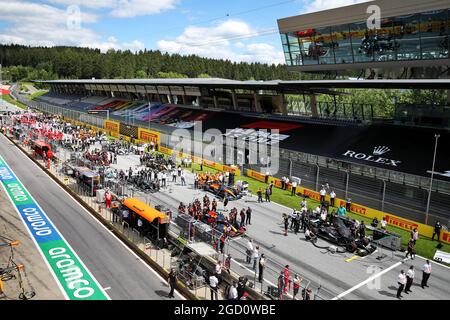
[442,232,450,244]
[341,145,402,168]
[138,128,160,144]
[268,176,294,192]
[104,120,120,133]
[223,165,241,176]
[203,159,224,172]
[159,146,173,155]
[246,169,267,182]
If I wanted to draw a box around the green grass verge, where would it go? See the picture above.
[188,162,449,260]
[1,94,28,110]
[28,90,48,100]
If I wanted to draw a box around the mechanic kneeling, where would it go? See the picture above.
[305,227,317,243]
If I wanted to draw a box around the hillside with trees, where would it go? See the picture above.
[0,44,301,82]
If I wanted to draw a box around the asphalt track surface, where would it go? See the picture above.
[0,134,182,300]
[109,154,450,300]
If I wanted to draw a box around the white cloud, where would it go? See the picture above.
[84,37,145,52]
[302,0,372,13]
[244,43,284,65]
[0,0,144,52]
[157,19,285,65]
[110,0,177,18]
[47,0,177,18]
[47,0,116,9]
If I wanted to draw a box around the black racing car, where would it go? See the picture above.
[309,216,376,255]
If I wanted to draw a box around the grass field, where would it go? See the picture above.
[28,90,48,100]
[189,162,449,261]
[1,94,28,110]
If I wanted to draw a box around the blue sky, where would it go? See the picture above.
[0,0,369,64]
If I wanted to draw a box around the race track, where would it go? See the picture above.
[0,134,182,300]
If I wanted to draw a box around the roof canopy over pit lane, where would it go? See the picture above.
[35,78,450,94]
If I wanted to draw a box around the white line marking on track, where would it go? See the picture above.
[103,287,112,291]
[415,254,450,270]
[332,260,402,300]
[9,140,186,300]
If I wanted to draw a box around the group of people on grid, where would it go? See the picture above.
[396,260,433,299]
[178,194,251,235]
[193,170,236,190]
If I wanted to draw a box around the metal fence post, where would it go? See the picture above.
[381,180,386,212]
[289,159,293,178]
[315,164,320,191]
[345,171,349,200]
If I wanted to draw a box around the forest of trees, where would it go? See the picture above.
[0,44,301,82]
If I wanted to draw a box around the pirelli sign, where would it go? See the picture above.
[104,120,120,133]
[339,201,367,216]
[138,128,160,144]
[384,215,419,231]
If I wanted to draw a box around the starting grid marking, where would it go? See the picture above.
[0,155,110,300]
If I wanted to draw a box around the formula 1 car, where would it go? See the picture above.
[308,216,376,255]
[204,211,246,237]
[201,181,243,200]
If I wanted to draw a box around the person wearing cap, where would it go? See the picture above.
[432,221,442,242]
